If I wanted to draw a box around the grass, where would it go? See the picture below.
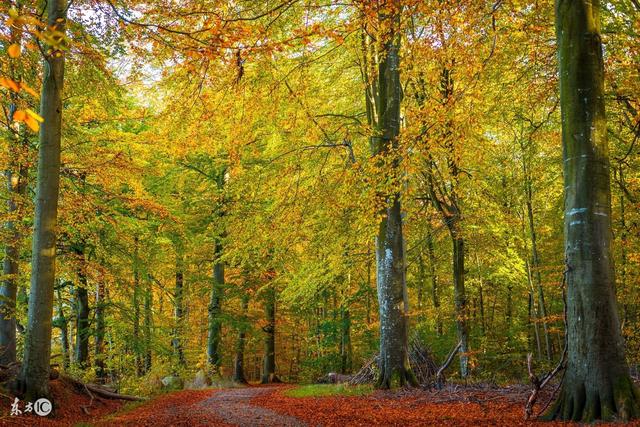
[284,383,373,398]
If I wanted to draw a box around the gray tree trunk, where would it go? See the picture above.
[143,276,152,373]
[363,1,415,389]
[17,0,66,400]
[546,0,640,421]
[261,284,277,384]
[95,281,106,379]
[233,294,249,384]
[74,247,90,368]
[172,250,186,367]
[207,240,224,367]
[54,288,69,369]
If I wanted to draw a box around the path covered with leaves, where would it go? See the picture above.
[4,383,640,426]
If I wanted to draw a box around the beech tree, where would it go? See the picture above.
[362,0,416,388]
[546,0,639,421]
[17,0,66,399]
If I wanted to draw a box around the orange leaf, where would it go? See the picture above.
[12,110,26,122]
[8,44,20,58]
[19,82,39,98]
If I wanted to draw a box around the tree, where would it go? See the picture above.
[362,0,416,389]
[545,0,639,421]
[17,0,67,400]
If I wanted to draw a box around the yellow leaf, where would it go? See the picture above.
[24,115,39,132]
[25,108,44,123]
[8,44,20,58]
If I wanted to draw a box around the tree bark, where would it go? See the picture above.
[233,294,249,384]
[363,0,416,389]
[451,231,469,378]
[261,284,277,384]
[207,239,224,367]
[426,225,442,336]
[74,247,90,368]
[143,276,152,373]
[54,288,70,369]
[132,237,142,376]
[545,0,640,421]
[173,250,186,367]
[17,0,66,400]
[95,281,106,379]
[340,305,352,374]
[522,146,553,361]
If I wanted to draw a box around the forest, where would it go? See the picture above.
[0,0,638,425]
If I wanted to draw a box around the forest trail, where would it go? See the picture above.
[97,385,305,427]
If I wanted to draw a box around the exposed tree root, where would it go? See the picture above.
[543,378,640,422]
[376,366,417,390]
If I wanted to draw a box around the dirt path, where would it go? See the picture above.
[198,387,306,427]
[100,386,305,427]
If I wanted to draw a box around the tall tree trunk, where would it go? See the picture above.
[17,0,66,400]
[233,294,249,384]
[0,163,27,366]
[546,1,640,421]
[426,224,442,336]
[173,251,186,367]
[261,284,277,384]
[450,230,469,378]
[95,281,106,379]
[363,1,415,389]
[526,259,543,359]
[74,247,90,368]
[207,239,224,367]
[74,285,89,367]
[132,237,142,376]
[143,276,152,373]
[54,288,70,369]
[0,19,29,366]
[522,153,553,360]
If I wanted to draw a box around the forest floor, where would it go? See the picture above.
[2,382,640,426]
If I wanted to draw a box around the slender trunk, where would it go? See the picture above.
[426,225,442,336]
[546,1,639,420]
[74,247,90,368]
[523,159,553,360]
[74,285,89,367]
[233,294,249,384]
[54,289,69,369]
[207,240,224,367]
[17,0,66,400]
[451,230,469,378]
[340,306,352,374]
[132,238,142,376]
[173,252,186,367]
[526,259,543,359]
[95,281,106,379]
[261,284,277,384]
[143,276,152,373]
